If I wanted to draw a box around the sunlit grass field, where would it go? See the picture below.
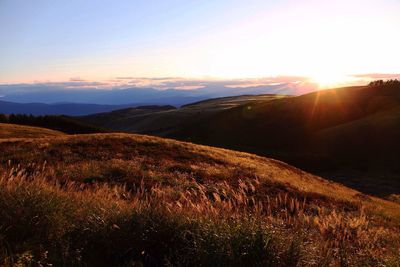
[0,133,399,266]
[0,123,64,139]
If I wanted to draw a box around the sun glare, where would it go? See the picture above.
[311,73,352,89]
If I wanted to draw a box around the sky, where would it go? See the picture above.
[0,0,399,87]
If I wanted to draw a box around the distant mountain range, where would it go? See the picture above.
[0,83,304,115]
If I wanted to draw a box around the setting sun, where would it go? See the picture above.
[310,73,354,88]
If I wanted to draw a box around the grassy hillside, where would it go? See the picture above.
[0,123,64,138]
[79,105,177,134]
[79,94,286,135]
[170,81,400,195]
[0,133,399,266]
[176,83,400,155]
[75,83,400,196]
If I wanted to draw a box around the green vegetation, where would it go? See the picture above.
[0,133,399,266]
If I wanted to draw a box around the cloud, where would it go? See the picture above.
[69,77,86,82]
[0,74,388,97]
[115,77,135,80]
[351,73,400,80]
[107,76,313,91]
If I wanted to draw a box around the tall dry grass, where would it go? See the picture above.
[0,164,399,266]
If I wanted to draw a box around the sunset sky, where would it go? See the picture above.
[0,0,399,87]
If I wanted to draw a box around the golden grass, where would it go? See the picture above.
[0,164,399,266]
[1,133,399,219]
[0,123,64,139]
[0,133,399,265]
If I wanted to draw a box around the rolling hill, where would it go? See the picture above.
[0,133,371,204]
[172,82,400,195]
[79,94,287,135]
[0,133,399,265]
[0,123,65,138]
[75,81,400,196]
